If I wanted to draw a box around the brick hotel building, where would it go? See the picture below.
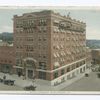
[13,10,91,86]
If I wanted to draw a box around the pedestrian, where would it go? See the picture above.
[3,75,6,80]
[3,75,6,84]
[22,73,25,80]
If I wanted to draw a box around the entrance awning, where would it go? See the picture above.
[13,66,24,69]
[54,62,60,67]
[23,57,37,62]
[54,20,59,23]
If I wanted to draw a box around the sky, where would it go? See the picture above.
[0,0,100,6]
[0,7,100,40]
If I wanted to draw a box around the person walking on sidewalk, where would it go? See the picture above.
[3,75,6,80]
[3,75,6,83]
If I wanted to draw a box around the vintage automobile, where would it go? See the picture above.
[24,85,36,91]
[97,73,100,78]
[85,73,89,77]
[0,78,3,82]
[4,80,15,86]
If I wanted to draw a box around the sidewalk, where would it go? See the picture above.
[61,71,100,91]
[0,82,23,91]
[0,68,91,91]
[36,69,92,91]
[0,73,33,88]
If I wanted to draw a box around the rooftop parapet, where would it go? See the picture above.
[14,10,86,26]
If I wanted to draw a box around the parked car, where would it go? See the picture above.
[97,73,100,78]
[98,68,100,72]
[4,80,15,86]
[85,73,89,77]
[0,78,3,82]
[24,85,36,91]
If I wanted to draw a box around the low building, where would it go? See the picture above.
[86,47,92,69]
[0,42,15,74]
[91,49,100,65]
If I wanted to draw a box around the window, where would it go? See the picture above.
[26,45,34,52]
[39,19,47,26]
[38,71,46,80]
[26,60,32,65]
[53,72,58,79]
[80,62,83,66]
[43,38,46,41]
[39,62,46,70]
[38,38,41,41]
[53,22,59,27]
[76,63,79,68]
[9,61,12,63]
[71,65,75,70]
[80,68,83,73]
[67,67,70,72]
[61,69,65,75]
[43,55,46,58]
[83,60,85,64]
[16,59,20,66]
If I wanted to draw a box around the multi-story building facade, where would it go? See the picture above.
[13,10,88,86]
[0,42,15,74]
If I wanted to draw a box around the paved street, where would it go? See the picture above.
[61,71,100,91]
[0,83,23,91]
[1,71,100,91]
[0,72,32,91]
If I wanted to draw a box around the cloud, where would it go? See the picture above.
[86,26,100,40]
[0,26,13,33]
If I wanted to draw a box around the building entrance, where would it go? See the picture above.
[16,68,23,77]
[27,70,33,79]
[23,58,37,79]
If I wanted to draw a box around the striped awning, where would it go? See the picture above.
[13,66,24,69]
[54,62,60,67]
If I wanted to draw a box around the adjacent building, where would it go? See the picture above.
[13,10,90,86]
[86,47,92,69]
[91,49,100,65]
[0,41,15,74]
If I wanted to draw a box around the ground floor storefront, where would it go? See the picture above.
[2,58,91,91]
[0,64,13,74]
[35,64,92,91]
[14,66,35,79]
[0,64,92,91]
